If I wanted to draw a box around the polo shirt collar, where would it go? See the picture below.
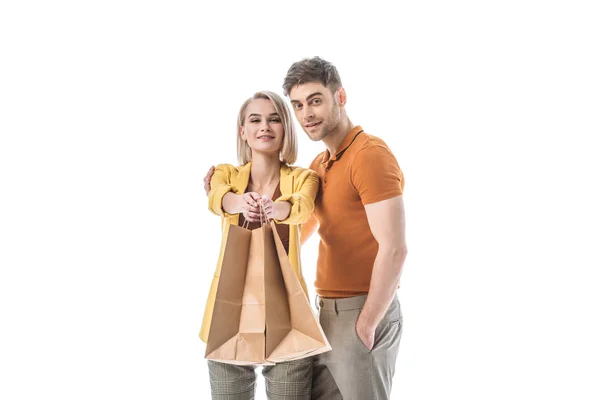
[321,125,364,164]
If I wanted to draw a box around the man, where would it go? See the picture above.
[204,57,407,400]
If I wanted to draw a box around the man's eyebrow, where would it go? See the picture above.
[290,92,323,103]
[306,92,323,101]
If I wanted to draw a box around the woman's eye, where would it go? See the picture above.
[250,119,260,123]
[270,119,281,123]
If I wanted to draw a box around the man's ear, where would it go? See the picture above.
[336,87,347,107]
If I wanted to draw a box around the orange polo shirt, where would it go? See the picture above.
[309,126,404,298]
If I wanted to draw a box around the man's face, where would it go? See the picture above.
[289,82,341,142]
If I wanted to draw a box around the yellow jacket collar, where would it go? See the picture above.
[231,162,294,195]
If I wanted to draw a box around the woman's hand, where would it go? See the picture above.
[239,192,262,222]
[260,196,291,222]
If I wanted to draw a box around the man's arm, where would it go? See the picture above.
[300,214,319,245]
[356,195,407,350]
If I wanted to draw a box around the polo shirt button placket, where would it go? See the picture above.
[323,161,332,186]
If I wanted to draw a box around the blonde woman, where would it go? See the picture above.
[200,91,319,400]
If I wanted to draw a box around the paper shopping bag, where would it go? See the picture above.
[205,223,267,365]
[205,219,330,365]
[265,220,331,362]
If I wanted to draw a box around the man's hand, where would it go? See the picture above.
[356,315,376,351]
[203,166,215,196]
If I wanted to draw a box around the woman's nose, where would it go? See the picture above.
[260,120,271,131]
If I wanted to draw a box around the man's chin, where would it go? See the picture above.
[305,130,326,142]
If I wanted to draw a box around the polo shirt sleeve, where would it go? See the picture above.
[350,145,404,205]
[208,164,237,217]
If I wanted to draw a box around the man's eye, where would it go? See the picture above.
[312,99,321,105]
[294,104,302,110]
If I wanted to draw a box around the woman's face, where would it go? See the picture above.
[241,98,285,157]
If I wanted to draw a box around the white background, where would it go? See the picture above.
[1,1,599,399]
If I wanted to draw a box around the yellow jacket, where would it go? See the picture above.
[199,162,319,342]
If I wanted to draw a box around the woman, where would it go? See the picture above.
[200,91,319,400]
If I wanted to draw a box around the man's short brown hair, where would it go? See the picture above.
[282,56,342,96]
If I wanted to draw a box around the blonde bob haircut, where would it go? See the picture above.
[237,91,298,165]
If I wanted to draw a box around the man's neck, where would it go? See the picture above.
[322,116,354,156]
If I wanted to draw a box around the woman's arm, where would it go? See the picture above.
[223,192,263,222]
[207,164,262,221]
[207,165,236,217]
[272,169,319,225]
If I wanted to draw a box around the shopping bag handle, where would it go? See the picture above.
[240,199,271,229]
[258,201,271,226]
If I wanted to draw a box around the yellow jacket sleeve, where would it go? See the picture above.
[274,169,319,225]
[207,164,236,217]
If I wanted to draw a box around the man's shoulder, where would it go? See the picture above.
[353,131,393,153]
[308,152,327,171]
[349,131,401,169]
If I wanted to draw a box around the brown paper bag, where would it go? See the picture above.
[265,221,331,362]
[205,219,330,365]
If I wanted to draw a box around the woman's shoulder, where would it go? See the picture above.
[215,163,248,176]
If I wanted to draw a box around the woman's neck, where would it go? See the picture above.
[249,152,281,189]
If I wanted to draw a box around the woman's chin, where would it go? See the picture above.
[250,147,282,157]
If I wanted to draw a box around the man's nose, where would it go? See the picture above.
[302,107,314,121]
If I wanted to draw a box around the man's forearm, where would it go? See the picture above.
[358,244,407,328]
[300,215,319,245]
